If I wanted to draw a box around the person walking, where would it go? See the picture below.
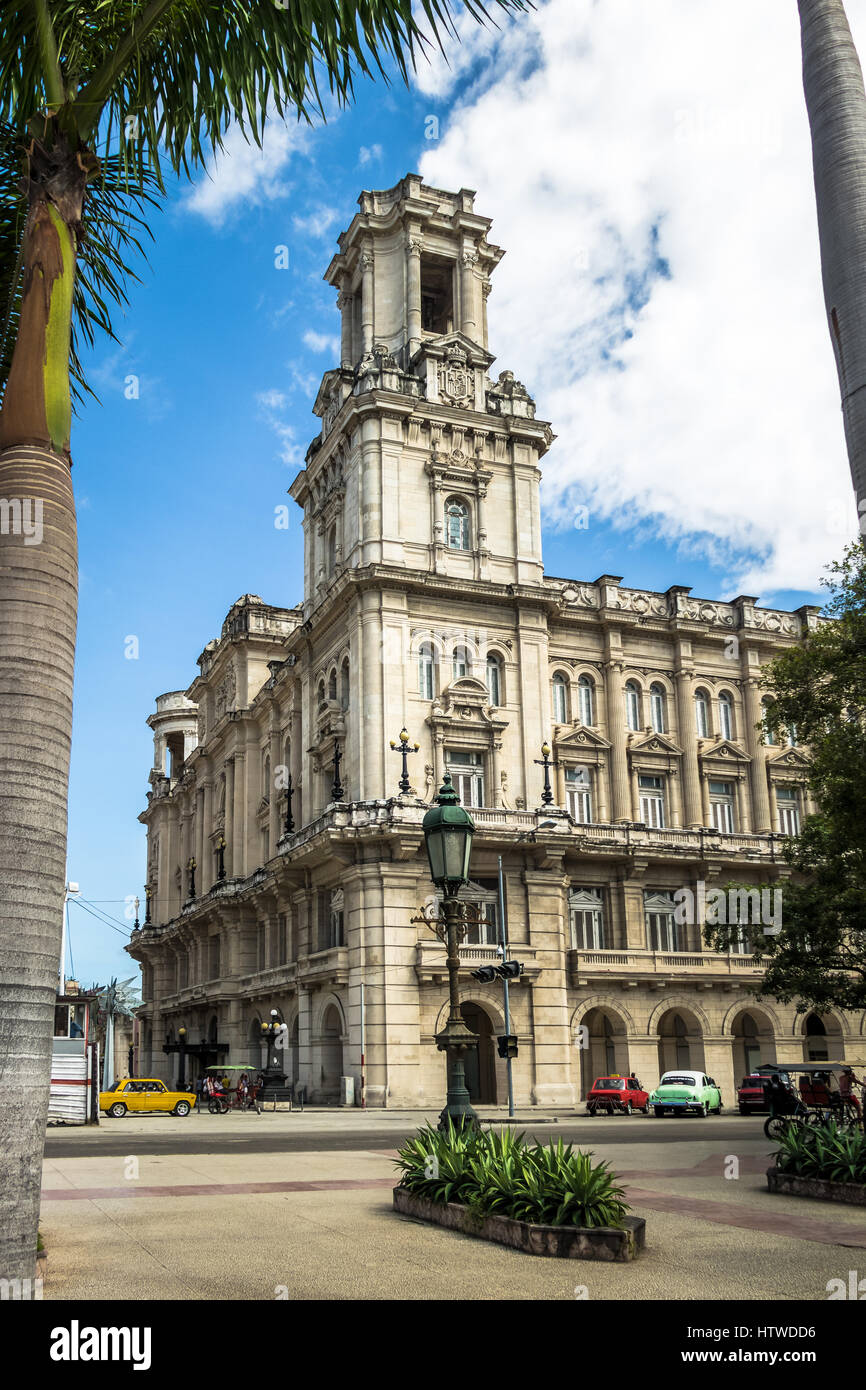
[839,1066,864,1124]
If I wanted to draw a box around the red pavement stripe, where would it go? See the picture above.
[40,1177,397,1201]
[624,1185,866,1248]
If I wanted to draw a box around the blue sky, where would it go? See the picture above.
[65,0,859,985]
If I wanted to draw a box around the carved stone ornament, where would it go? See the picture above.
[438,345,473,408]
[215,663,236,721]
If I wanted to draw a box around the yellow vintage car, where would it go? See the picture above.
[99,1077,196,1118]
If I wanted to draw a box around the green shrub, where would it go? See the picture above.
[394,1122,629,1229]
[773,1121,866,1184]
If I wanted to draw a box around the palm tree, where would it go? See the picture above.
[798,0,866,525]
[0,0,526,1287]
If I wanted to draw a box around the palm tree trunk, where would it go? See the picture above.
[799,0,866,523]
[0,147,80,1285]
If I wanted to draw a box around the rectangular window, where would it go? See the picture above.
[565,766,593,824]
[645,893,679,952]
[569,887,605,950]
[776,788,801,835]
[209,936,221,980]
[709,779,735,833]
[278,913,288,964]
[638,774,665,828]
[319,889,345,949]
[446,749,485,807]
[458,879,499,945]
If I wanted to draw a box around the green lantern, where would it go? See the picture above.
[422,773,475,894]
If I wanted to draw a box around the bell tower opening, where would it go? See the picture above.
[420,255,455,335]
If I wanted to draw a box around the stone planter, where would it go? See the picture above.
[767,1166,866,1206]
[393,1187,645,1261]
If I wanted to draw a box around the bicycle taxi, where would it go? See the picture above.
[757,1062,863,1139]
[204,1065,263,1115]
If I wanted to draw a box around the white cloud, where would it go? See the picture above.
[359,143,383,165]
[292,205,341,239]
[255,389,303,468]
[302,330,339,355]
[185,119,308,226]
[418,0,863,599]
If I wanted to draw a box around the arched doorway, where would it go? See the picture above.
[578,1007,629,1099]
[731,1009,775,1078]
[460,1002,496,1104]
[320,1004,344,1098]
[802,1012,843,1063]
[657,1008,705,1075]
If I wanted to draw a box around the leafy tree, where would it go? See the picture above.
[706,540,866,1014]
[0,0,527,1286]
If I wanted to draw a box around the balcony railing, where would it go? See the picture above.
[568,948,764,978]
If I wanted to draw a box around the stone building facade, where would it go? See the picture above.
[128,175,863,1107]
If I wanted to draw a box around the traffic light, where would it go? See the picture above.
[497,961,524,980]
[497,1034,519,1059]
[469,965,498,982]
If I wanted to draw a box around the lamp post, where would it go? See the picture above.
[216,836,226,882]
[259,1009,287,1096]
[283,774,295,833]
[186,857,197,901]
[144,885,152,927]
[534,741,557,806]
[178,1026,187,1090]
[390,727,419,794]
[422,773,478,1131]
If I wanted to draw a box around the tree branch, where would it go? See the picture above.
[73,0,179,142]
[32,0,65,109]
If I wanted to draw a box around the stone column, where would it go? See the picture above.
[460,248,478,340]
[224,758,235,877]
[630,765,640,822]
[595,763,609,823]
[736,776,751,833]
[202,778,214,886]
[524,867,575,1106]
[360,247,374,356]
[743,676,772,832]
[668,765,683,826]
[406,235,422,356]
[675,670,703,826]
[700,772,711,827]
[338,288,353,367]
[604,660,631,820]
[233,752,247,879]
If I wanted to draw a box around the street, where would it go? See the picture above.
[39,1109,866,1301]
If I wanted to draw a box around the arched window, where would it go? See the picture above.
[650,682,666,734]
[328,668,337,702]
[762,699,777,745]
[552,671,569,724]
[625,681,641,732]
[418,643,435,700]
[786,723,798,748]
[327,524,337,574]
[262,751,271,802]
[452,645,469,681]
[718,691,733,740]
[340,659,350,711]
[577,674,594,726]
[317,679,326,708]
[694,688,710,738]
[445,497,470,551]
[486,654,502,707]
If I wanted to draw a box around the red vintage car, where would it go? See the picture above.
[586,1074,650,1116]
[737,1074,771,1115]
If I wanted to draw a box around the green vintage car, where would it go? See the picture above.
[650,1069,723,1117]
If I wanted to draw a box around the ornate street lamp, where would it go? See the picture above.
[144,885,152,927]
[178,1026,187,1090]
[331,741,345,803]
[133,896,140,932]
[186,856,197,901]
[259,1009,287,1096]
[283,774,295,833]
[215,836,226,882]
[422,772,478,1131]
[390,727,419,794]
[534,741,558,807]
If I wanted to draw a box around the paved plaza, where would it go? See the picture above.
[39,1111,866,1301]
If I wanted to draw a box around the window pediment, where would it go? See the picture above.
[628,731,682,758]
[698,737,751,767]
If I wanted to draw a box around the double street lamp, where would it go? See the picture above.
[421,773,478,1131]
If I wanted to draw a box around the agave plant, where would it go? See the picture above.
[395,1125,630,1229]
[773,1120,866,1183]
